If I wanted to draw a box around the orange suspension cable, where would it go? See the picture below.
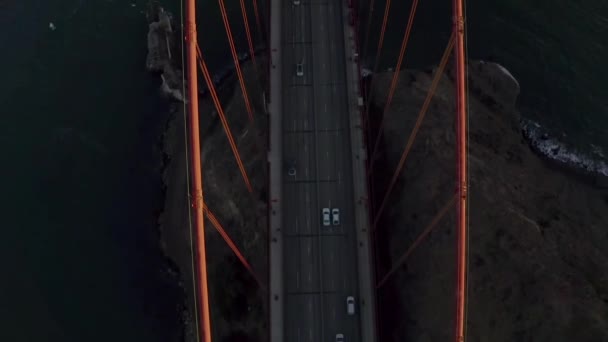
[197,45,254,194]
[184,0,212,340]
[238,0,258,73]
[203,203,265,290]
[369,0,420,165]
[453,0,468,340]
[218,0,255,122]
[376,195,456,289]
[372,33,455,230]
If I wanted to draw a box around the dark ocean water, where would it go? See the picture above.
[0,0,253,341]
[0,0,604,340]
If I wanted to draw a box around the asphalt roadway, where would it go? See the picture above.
[281,0,362,341]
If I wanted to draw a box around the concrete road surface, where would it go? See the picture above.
[281,0,362,341]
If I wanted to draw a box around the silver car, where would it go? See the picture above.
[332,208,340,225]
[346,296,355,315]
[322,208,330,226]
[335,333,344,342]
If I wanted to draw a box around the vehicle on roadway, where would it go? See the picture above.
[296,63,304,77]
[335,333,345,342]
[346,296,355,315]
[332,208,340,225]
[322,208,330,226]
[293,0,300,5]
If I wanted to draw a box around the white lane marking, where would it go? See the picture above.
[324,103,328,112]
[307,243,311,256]
[298,327,301,342]
[309,329,313,342]
[304,119,308,129]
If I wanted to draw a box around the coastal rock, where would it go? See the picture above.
[146,3,184,102]
[370,62,608,342]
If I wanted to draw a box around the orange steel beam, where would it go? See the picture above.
[196,45,254,194]
[453,0,468,341]
[203,203,265,290]
[218,0,255,122]
[184,0,212,340]
[369,0,420,164]
[376,195,455,289]
[371,33,455,230]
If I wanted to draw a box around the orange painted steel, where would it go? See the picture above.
[453,0,468,340]
[184,0,212,340]
[376,195,456,289]
[238,0,258,73]
[196,45,254,194]
[218,0,255,122]
[369,0,420,165]
[203,203,265,290]
[371,33,455,231]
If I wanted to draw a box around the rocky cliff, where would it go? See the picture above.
[370,61,608,342]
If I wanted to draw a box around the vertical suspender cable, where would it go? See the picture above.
[453,0,468,340]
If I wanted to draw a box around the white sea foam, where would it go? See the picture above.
[521,119,608,176]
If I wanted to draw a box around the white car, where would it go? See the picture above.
[322,208,330,226]
[293,0,301,5]
[332,208,340,225]
[296,63,304,77]
[346,296,355,315]
[335,333,344,342]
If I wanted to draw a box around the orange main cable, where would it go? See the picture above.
[238,0,257,72]
[369,0,420,165]
[218,0,255,122]
[184,0,212,340]
[453,0,468,340]
[371,33,455,231]
[196,45,254,194]
[203,203,265,289]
